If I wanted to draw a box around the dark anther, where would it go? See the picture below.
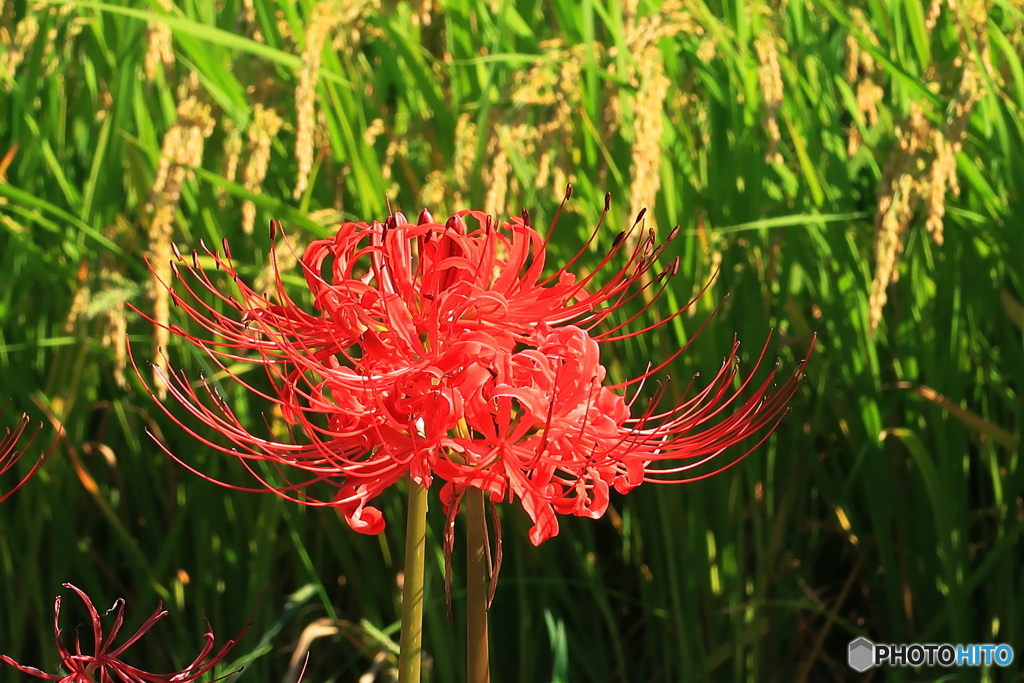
[612,231,626,248]
[269,220,278,240]
[635,207,647,225]
[388,211,408,229]
[604,192,612,212]
[564,183,573,200]
[171,243,183,261]
[222,238,232,260]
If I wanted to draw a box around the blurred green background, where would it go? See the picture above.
[1,0,1022,681]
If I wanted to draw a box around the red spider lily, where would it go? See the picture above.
[1,400,55,503]
[132,189,814,545]
[0,584,250,682]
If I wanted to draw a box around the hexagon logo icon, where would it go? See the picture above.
[848,637,875,672]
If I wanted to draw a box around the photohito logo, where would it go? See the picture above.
[848,637,1015,671]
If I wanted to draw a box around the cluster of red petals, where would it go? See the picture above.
[0,400,54,503]
[136,192,813,545]
[0,584,247,682]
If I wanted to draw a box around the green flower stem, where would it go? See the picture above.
[466,486,491,683]
[398,477,429,683]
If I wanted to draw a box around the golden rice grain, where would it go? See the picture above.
[452,112,477,205]
[64,259,90,334]
[614,1,704,223]
[622,0,701,56]
[628,47,670,233]
[696,38,716,63]
[98,217,132,390]
[240,0,263,41]
[2,12,38,87]
[411,0,433,28]
[924,0,947,31]
[419,169,447,212]
[869,49,985,331]
[380,132,406,199]
[276,9,294,44]
[144,0,174,83]
[844,9,883,157]
[144,22,173,83]
[755,33,784,165]
[219,119,242,208]
[105,304,129,389]
[242,105,283,234]
[868,0,989,330]
[483,127,511,218]
[363,117,385,147]
[146,94,215,397]
[293,3,337,200]
[925,130,955,245]
[507,41,585,201]
[293,1,367,200]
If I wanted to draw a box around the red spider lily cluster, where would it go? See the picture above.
[0,584,248,682]
[135,190,813,545]
[0,400,54,503]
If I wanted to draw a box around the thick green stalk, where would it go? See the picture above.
[466,487,491,683]
[397,478,429,683]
